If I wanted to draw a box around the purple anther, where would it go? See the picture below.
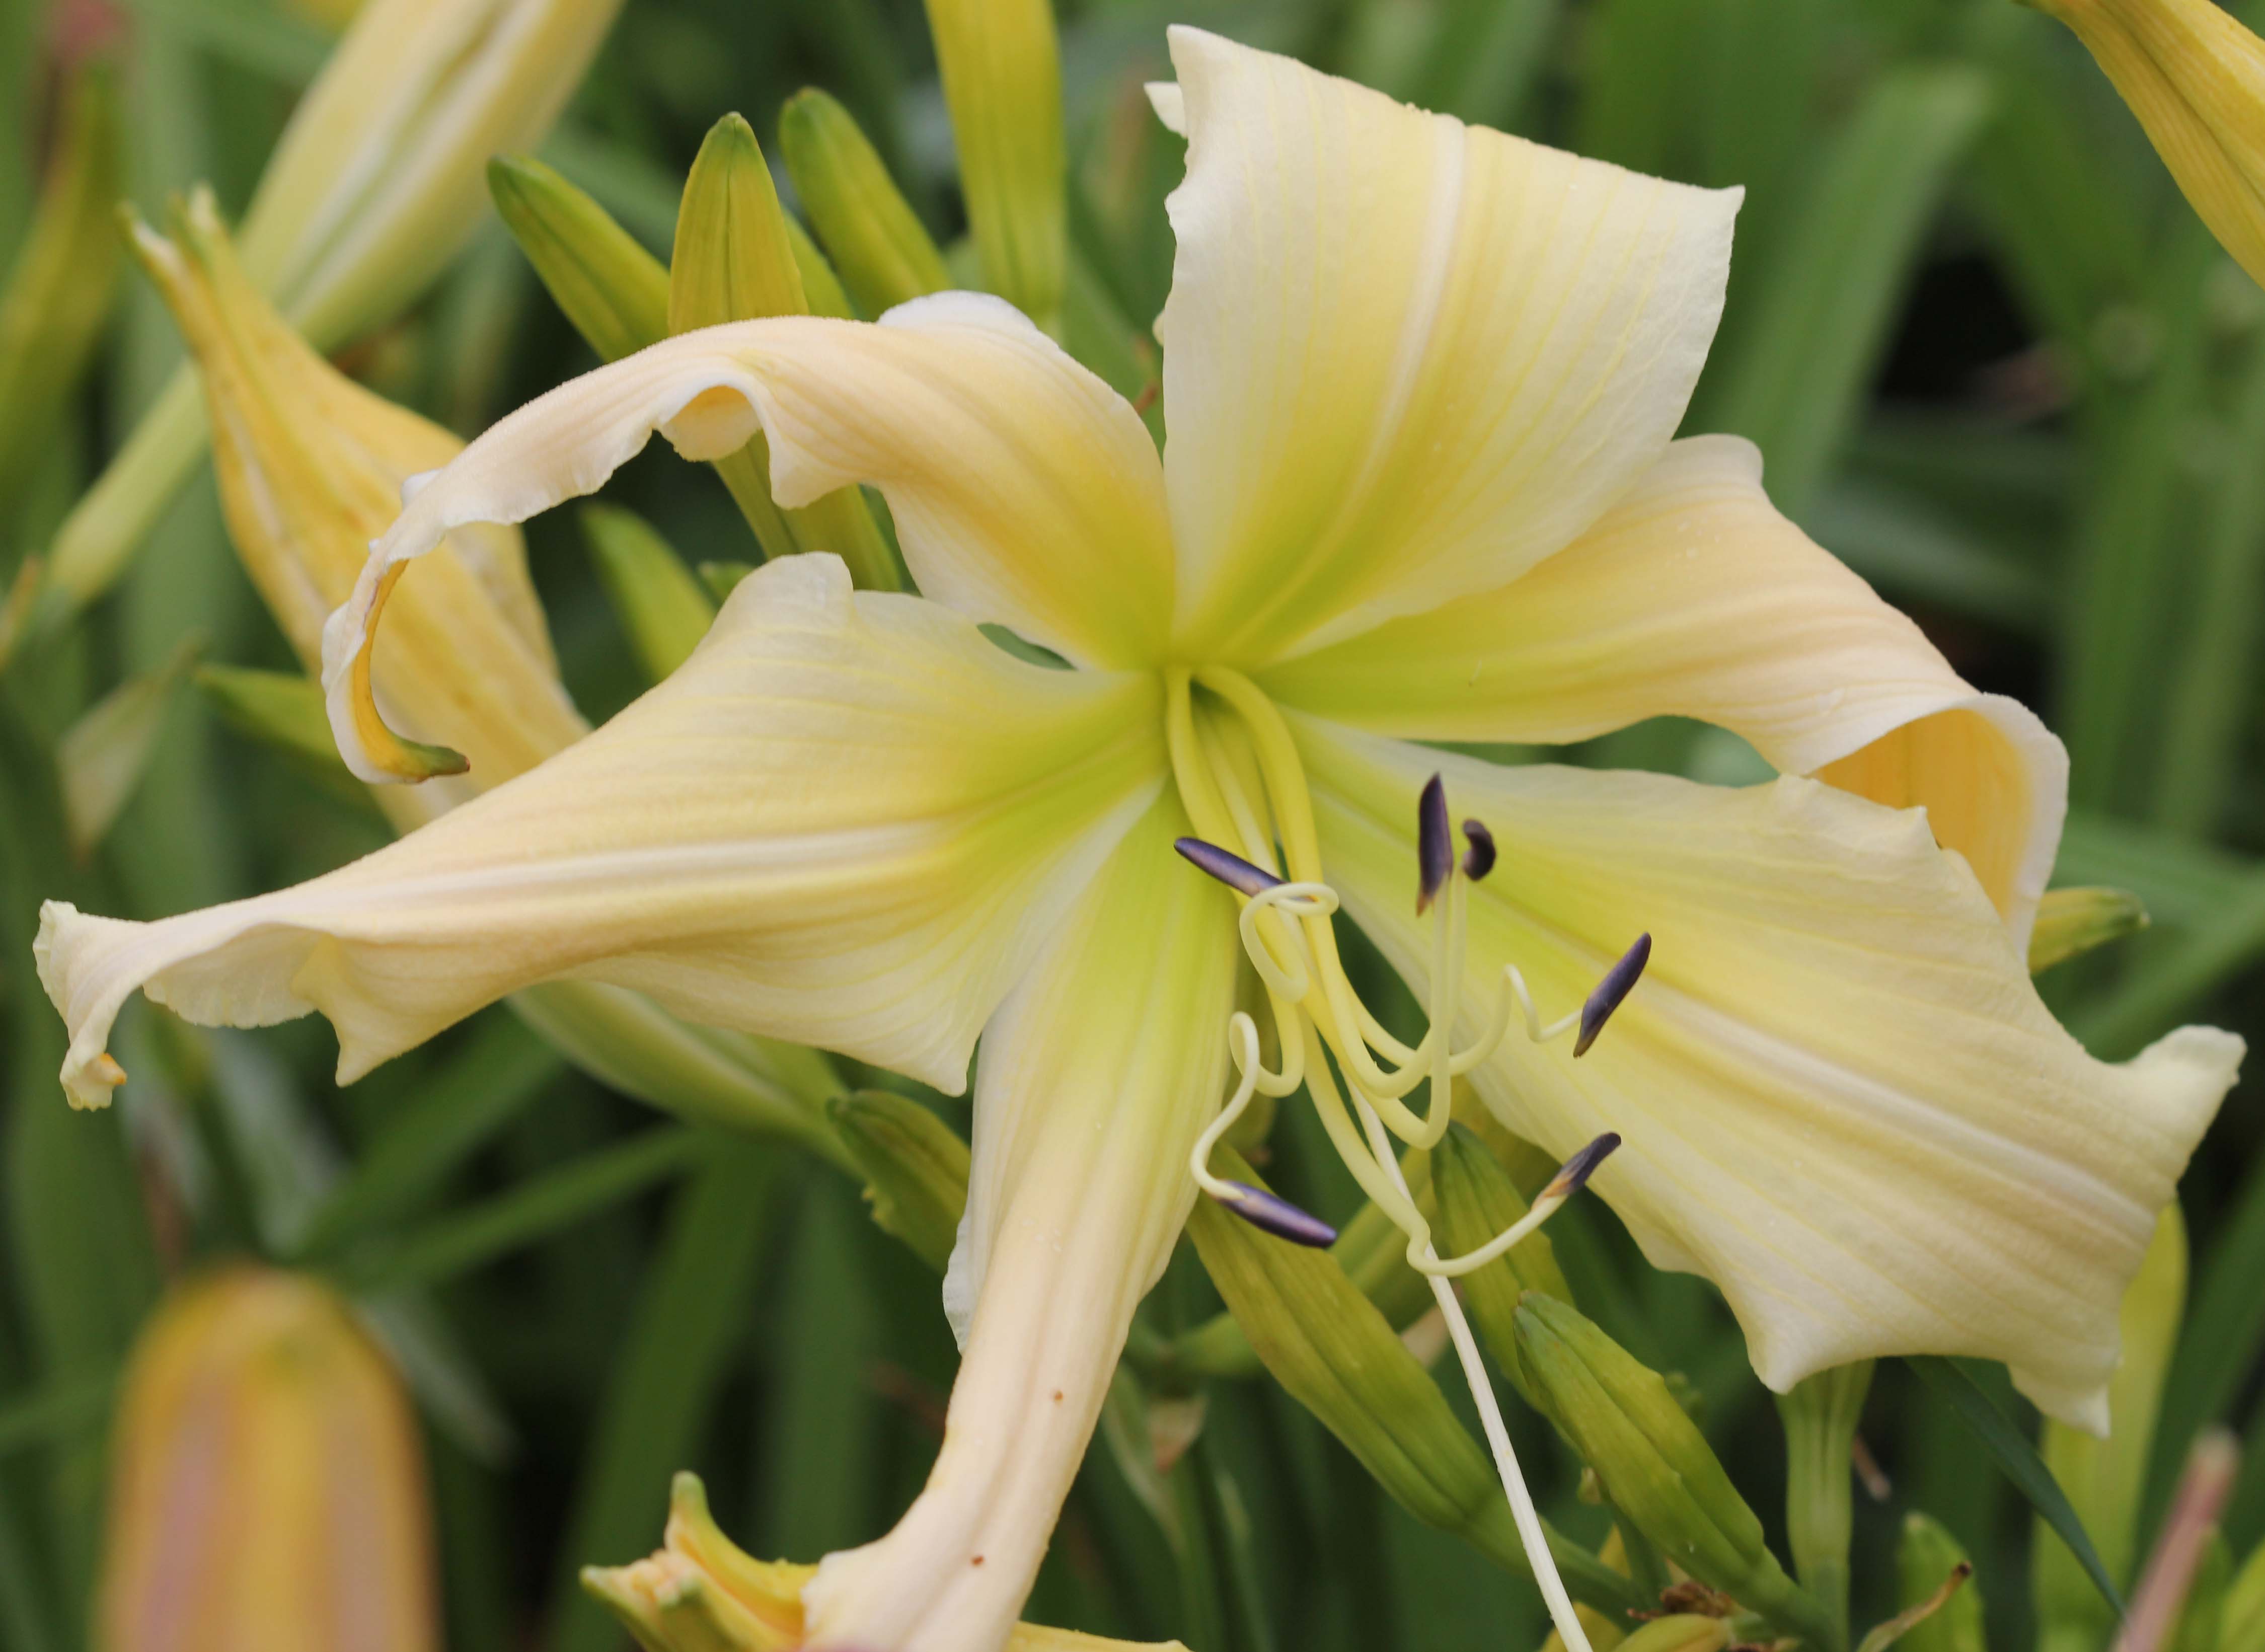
[1545,1133,1622,1199]
[1218,1182,1339,1247]
[1174,837,1284,897]
[1417,774,1452,914]
[1461,818,1497,882]
[1573,933,1651,1057]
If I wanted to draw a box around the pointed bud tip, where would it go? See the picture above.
[1174,837,1283,897]
[1573,932,1651,1056]
[1460,818,1496,882]
[1417,774,1451,913]
[1218,1182,1337,1247]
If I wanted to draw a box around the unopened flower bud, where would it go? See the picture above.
[126,189,585,801]
[0,65,121,514]
[1613,1616,1732,1652]
[2029,886,2150,973]
[778,89,952,318]
[827,1089,972,1273]
[1899,1514,1985,1652]
[488,153,670,363]
[1431,1121,1571,1409]
[922,0,1066,328]
[99,1268,437,1652]
[1513,1292,1834,1645]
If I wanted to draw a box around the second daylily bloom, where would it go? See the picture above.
[35,27,2243,1652]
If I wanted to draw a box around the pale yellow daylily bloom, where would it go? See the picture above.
[36,27,2243,1652]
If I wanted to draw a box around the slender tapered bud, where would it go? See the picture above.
[784,216,856,320]
[1514,1291,1836,1646]
[2036,1206,2186,1652]
[828,1090,972,1273]
[1217,1182,1338,1247]
[778,89,952,318]
[99,1269,438,1652]
[44,0,629,618]
[1174,836,1284,897]
[0,65,121,514]
[58,636,203,859]
[2029,886,2150,973]
[1431,1122,1572,1409]
[586,1471,1192,1652]
[1575,934,1652,1057]
[1615,1618,1732,1652]
[1898,1515,1985,1652]
[581,505,718,684]
[1186,1146,1645,1621]
[922,0,1066,328]
[2024,0,2265,288]
[1417,773,1453,913]
[1461,818,1497,882]
[1776,1362,1874,1644]
[489,153,669,361]
[669,113,901,588]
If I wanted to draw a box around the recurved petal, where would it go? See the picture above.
[1155,27,1739,666]
[806,797,1237,1652]
[39,557,1163,1110]
[1297,719,2241,1431]
[327,297,1170,771]
[1260,436,2067,946]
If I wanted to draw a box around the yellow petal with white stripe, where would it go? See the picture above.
[1154,27,1739,666]
[1261,436,2067,946]
[806,797,1237,1652]
[1298,719,2240,1432]
[39,557,1162,1109]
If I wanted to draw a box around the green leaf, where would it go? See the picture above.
[1905,1357,2126,1618]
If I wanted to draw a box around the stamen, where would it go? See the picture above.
[1541,1132,1622,1201]
[1416,774,1452,914]
[1174,836,1282,897]
[1460,818,1496,882]
[1573,933,1652,1058]
[1215,1182,1339,1248]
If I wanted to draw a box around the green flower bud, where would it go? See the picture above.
[1432,1121,1572,1410]
[1776,1363,1874,1643]
[922,0,1066,328]
[580,505,718,684]
[783,217,856,322]
[1513,1292,1835,1646]
[1187,1147,1643,1621]
[779,90,951,318]
[1896,1515,1985,1652]
[2035,1204,2185,1652]
[488,153,669,362]
[827,1090,971,1272]
[0,65,121,514]
[2029,887,2150,974]
[1614,1617,1731,1652]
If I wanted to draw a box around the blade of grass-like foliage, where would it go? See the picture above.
[2056,814,2260,927]
[0,1375,112,1460]
[291,1015,562,1262]
[0,1480,58,1652]
[335,1127,705,1296]
[1696,64,1993,519]
[1905,1357,2126,1617]
[550,1135,782,1652]
[2151,335,2265,838]
[1573,0,1704,177]
[1802,478,2051,634]
[2147,1157,2265,1538]
[1406,0,1560,130]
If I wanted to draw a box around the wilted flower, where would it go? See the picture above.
[99,1268,437,1652]
[43,0,626,615]
[35,27,2243,1651]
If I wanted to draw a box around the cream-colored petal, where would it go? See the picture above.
[806,797,1237,1652]
[1156,27,1739,666]
[1297,719,2241,1431]
[39,557,1163,1110]
[325,298,1169,771]
[1261,436,2068,946]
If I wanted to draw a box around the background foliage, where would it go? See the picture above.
[2,0,2263,1648]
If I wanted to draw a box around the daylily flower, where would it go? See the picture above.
[35,27,2243,1652]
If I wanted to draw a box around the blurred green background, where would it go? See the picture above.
[3,0,2264,1648]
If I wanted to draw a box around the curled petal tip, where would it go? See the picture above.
[1174,836,1282,897]
[1545,1133,1621,1199]
[1218,1181,1338,1247]
[1460,818,1496,882]
[1573,933,1651,1057]
[1416,774,1451,914]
